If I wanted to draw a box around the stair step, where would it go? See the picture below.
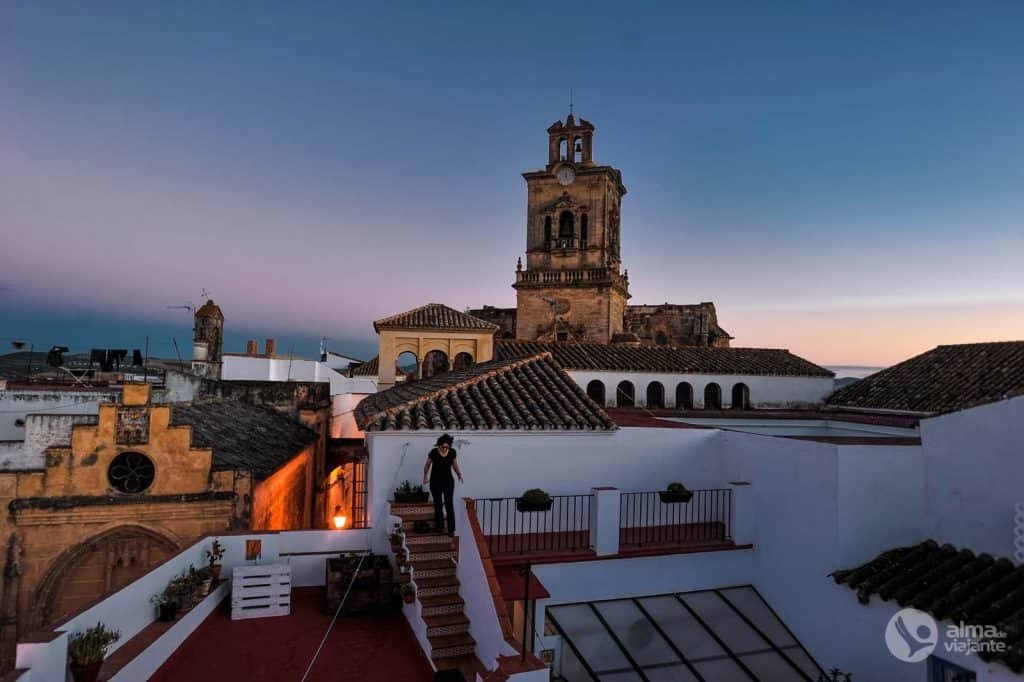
[420,594,465,617]
[413,563,456,579]
[392,503,434,515]
[429,632,476,660]
[417,575,459,597]
[425,613,470,637]
[404,532,451,546]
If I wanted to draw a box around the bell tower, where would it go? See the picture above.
[514,113,629,343]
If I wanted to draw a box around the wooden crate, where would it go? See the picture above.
[231,563,291,620]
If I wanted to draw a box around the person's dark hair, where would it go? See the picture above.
[436,433,454,447]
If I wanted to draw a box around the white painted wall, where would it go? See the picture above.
[0,413,99,471]
[454,501,516,672]
[921,395,1024,559]
[567,369,833,409]
[14,529,371,681]
[0,389,111,440]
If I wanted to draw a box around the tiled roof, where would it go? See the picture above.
[355,353,615,431]
[494,341,834,377]
[351,356,379,376]
[827,341,1024,414]
[373,303,499,333]
[832,539,1024,671]
[170,401,318,479]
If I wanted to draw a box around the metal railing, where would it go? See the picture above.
[474,494,592,556]
[619,488,732,548]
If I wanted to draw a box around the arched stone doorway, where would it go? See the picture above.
[616,381,635,408]
[646,382,665,408]
[453,352,474,371]
[732,383,751,410]
[33,525,179,628]
[704,383,722,410]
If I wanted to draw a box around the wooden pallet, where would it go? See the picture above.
[231,564,291,620]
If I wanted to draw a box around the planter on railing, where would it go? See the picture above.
[658,483,693,504]
[620,488,732,548]
[475,494,592,556]
[516,489,553,513]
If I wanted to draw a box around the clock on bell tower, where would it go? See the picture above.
[513,113,630,344]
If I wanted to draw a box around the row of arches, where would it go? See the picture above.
[395,349,475,382]
[586,380,751,410]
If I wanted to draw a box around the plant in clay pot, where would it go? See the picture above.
[150,592,178,622]
[67,623,120,682]
[658,482,693,503]
[516,488,553,512]
[393,480,429,504]
[205,539,225,581]
[401,583,416,604]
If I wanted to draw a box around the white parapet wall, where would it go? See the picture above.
[14,528,371,681]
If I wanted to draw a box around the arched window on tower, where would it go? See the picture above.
[453,352,474,371]
[574,136,583,163]
[543,216,552,250]
[731,383,751,410]
[675,382,694,409]
[559,137,568,161]
[586,380,606,406]
[558,211,574,248]
[654,331,668,346]
[580,214,588,248]
[616,380,635,407]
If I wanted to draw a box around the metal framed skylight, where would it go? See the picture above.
[546,586,823,681]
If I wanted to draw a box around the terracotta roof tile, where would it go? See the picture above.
[170,401,318,479]
[495,341,833,377]
[354,353,615,431]
[827,341,1024,414]
[832,539,1024,671]
[373,303,499,333]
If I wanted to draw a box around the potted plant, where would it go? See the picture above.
[170,575,194,612]
[659,482,693,504]
[151,592,178,622]
[393,481,430,504]
[192,565,213,599]
[401,583,416,604]
[206,539,225,581]
[389,531,404,547]
[67,623,120,682]
[516,488,553,512]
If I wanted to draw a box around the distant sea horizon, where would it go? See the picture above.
[825,365,884,380]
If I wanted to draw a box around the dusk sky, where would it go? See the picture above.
[2,2,1022,367]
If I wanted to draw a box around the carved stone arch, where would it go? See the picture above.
[33,524,180,629]
[393,341,421,358]
[420,339,452,356]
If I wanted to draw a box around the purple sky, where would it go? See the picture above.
[2,3,1023,366]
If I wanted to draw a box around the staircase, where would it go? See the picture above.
[391,502,478,670]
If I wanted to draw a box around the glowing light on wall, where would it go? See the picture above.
[333,505,347,529]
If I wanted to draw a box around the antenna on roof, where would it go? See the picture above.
[200,288,212,300]
[569,89,574,116]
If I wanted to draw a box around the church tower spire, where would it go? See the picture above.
[514,114,629,344]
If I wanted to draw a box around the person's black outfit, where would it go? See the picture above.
[428,447,457,533]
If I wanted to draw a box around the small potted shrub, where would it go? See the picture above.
[169,575,194,612]
[206,539,225,581]
[516,488,553,513]
[393,481,429,504]
[192,565,213,599]
[659,482,693,504]
[67,623,120,682]
[401,583,416,604]
[389,531,404,548]
[151,592,178,622]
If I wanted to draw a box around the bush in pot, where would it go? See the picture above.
[67,623,120,682]
[150,592,178,622]
[401,583,416,604]
[516,488,553,512]
[658,482,693,503]
[205,539,225,581]
[393,481,429,504]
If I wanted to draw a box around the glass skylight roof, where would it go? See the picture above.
[546,586,822,682]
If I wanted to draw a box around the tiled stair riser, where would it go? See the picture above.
[421,601,464,617]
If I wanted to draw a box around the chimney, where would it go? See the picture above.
[246,339,258,356]
[265,338,276,357]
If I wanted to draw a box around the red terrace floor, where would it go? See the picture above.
[152,587,433,682]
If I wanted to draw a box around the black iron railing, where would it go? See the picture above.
[619,489,732,548]
[475,494,592,556]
